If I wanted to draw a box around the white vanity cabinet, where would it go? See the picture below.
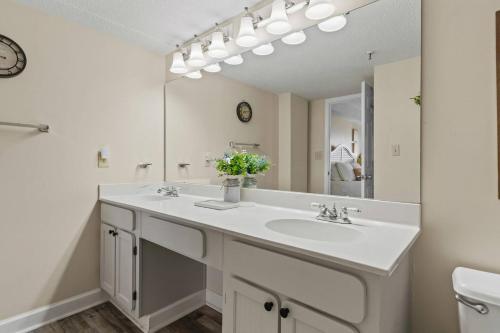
[100,204,137,313]
[223,239,410,333]
[223,277,355,333]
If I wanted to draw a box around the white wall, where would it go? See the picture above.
[308,99,326,194]
[279,93,309,192]
[164,74,279,189]
[0,0,165,320]
[414,1,500,332]
[374,57,421,203]
[331,113,361,155]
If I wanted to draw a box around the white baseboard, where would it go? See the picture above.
[0,289,106,333]
[205,289,222,313]
[147,290,206,333]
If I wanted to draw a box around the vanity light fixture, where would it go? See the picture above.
[224,54,244,65]
[169,50,188,74]
[185,70,202,79]
[236,9,259,48]
[252,43,274,56]
[305,0,336,20]
[281,30,307,45]
[266,0,292,35]
[203,63,222,73]
[187,39,206,67]
[318,14,347,32]
[207,26,229,59]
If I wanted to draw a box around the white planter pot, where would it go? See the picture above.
[224,177,241,203]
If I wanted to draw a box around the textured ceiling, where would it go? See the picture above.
[14,0,263,54]
[220,0,421,99]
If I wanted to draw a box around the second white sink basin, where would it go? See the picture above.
[266,219,363,243]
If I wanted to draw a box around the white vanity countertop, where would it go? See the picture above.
[100,192,420,276]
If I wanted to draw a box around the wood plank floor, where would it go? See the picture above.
[30,302,222,333]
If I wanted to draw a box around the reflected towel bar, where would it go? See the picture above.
[0,121,50,133]
[229,141,260,148]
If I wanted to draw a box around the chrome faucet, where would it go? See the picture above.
[157,185,180,197]
[311,202,361,224]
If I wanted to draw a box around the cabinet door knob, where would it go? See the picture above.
[279,308,290,318]
[108,230,114,235]
[264,302,274,312]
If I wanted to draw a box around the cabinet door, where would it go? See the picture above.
[115,229,136,311]
[281,301,357,333]
[223,277,279,333]
[100,224,116,296]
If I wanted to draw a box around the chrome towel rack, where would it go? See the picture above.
[0,121,50,133]
[229,141,260,149]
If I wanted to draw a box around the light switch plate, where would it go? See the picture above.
[392,144,400,156]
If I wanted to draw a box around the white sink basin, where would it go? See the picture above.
[265,219,363,243]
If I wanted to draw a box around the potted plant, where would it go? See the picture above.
[242,154,271,188]
[215,152,247,202]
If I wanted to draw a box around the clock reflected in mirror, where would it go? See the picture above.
[0,34,27,78]
[236,101,252,123]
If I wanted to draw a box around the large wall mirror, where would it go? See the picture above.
[165,0,421,203]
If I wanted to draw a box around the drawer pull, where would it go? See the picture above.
[280,308,290,318]
[264,302,274,312]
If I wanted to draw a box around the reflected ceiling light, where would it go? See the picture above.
[318,14,347,32]
[203,63,221,73]
[169,51,187,74]
[207,30,229,59]
[236,12,258,48]
[252,43,274,56]
[305,0,336,20]
[266,0,292,35]
[185,71,202,79]
[281,30,307,45]
[187,41,206,67]
[224,54,244,65]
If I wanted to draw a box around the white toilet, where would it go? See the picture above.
[453,267,500,332]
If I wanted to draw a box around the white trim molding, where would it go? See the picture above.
[0,289,106,333]
[205,290,223,313]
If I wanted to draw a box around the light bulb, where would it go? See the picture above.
[169,51,188,74]
[305,0,336,20]
[207,31,228,59]
[281,30,307,45]
[236,16,258,48]
[252,43,274,56]
[318,15,347,32]
[185,71,202,79]
[187,42,206,67]
[266,0,292,35]
[204,63,221,73]
[224,55,244,65]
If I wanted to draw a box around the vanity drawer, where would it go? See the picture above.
[142,215,206,260]
[101,203,135,231]
[224,240,366,323]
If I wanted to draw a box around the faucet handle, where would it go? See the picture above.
[339,206,361,224]
[311,202,326,209]
[342,207,361,214]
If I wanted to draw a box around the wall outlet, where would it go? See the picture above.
[391,144,400,156]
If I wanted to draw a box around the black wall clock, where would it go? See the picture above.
[0,34,27,78]
[236,101,252,123]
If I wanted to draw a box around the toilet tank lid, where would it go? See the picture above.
[453,267,500,306]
